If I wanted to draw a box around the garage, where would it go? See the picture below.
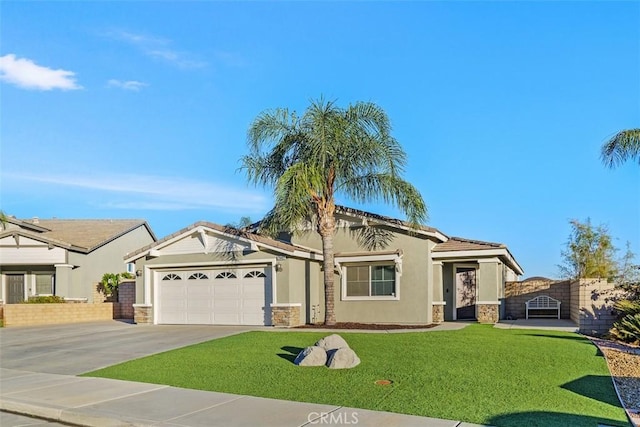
[156,267,272,325]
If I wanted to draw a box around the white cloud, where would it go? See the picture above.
[0,54,82,91]
[106,29,207,69]
[107,79,148,91]
[5,172,267,212]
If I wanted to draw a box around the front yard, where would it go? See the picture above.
[84,324,629,427]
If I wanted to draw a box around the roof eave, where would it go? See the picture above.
[432,248,524,276]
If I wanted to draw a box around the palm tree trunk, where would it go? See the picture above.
[318,209,337,326]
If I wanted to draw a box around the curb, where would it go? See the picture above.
[0,399,147,427]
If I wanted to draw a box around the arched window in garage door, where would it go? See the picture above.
[162,273,182,280]
[244,270,266,278]
[187,272,209,280]
[215,271,237,279]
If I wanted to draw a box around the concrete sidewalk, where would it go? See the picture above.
[494,318,578,332]
[0,368,485,427]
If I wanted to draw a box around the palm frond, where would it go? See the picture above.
[340,173,428,226]
[601,128,640,168]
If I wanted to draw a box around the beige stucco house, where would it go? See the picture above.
[126,207,523,326]
[0,217,156,304]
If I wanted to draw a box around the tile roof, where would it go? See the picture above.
[18,219,151,252]
[432,237,505,252]
[247,205,447,241]
[335,205,444,236]
[126,221,321,261]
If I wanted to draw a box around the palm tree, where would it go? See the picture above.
[242,98,427,325]
[601,129,640,168]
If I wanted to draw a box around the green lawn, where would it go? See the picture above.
[84,324,629,427]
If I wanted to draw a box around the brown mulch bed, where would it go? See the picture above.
[590,338,640,426]
[295,322,437,330]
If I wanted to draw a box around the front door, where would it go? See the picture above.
[7,274,25,303]
[456,267,476,320]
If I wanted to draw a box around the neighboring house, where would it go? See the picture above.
[0,217,156,303]
[126,207,523,327]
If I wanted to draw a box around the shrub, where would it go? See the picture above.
[99,271,134,298]
[610,313,640,344]
[609,285,640,344]
[24,296,66,304]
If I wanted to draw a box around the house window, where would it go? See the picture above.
[162,273,182,281]
[35,273,54,295]
[215,272,237,279]
[126,263,135,274]
[345,264,396,298]
[188,273,208,280]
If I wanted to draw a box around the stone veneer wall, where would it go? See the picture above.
[477,304,499,323]
[432,304,444,323]
[271,304,301,327]
[571,278,622,336]
[3,302,114,327]
[133,304,153,324]
[504,279,571,319]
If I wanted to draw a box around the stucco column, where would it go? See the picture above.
[54,264,73,299]
[477,259,500,323]
[433,262,444,302]
[432,261,444,323]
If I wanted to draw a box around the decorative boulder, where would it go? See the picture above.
[293,346,327,367]
[315,334,350,351]
[326,347,360,369]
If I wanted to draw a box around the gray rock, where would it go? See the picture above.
[315,334,350,351]
[326,347,360,369]
[294,346,327,367]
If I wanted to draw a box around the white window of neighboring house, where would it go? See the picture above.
[343,264,398,300]
[35,273,54,295]
[126,263,135,274]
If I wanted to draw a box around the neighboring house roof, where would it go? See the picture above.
[3,216,51,233]
[9,218,155,253]
[125,221,322,263]
[522,276,556,282]
[0,229,79,251]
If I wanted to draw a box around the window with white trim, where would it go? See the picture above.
[162,273,182,281]
[35,273,55,295]
[126,263,135,274]
[345,264,396,298]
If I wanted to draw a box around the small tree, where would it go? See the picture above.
[558,218,617,280]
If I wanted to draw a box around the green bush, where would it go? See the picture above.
[610,313,640,344]
[24,296,66,304]
[610,296,640,344]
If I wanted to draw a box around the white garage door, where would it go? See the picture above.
[156,267,271,325]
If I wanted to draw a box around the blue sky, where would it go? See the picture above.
[1,1,638,278]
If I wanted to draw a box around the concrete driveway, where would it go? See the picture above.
[0,321,256,375]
